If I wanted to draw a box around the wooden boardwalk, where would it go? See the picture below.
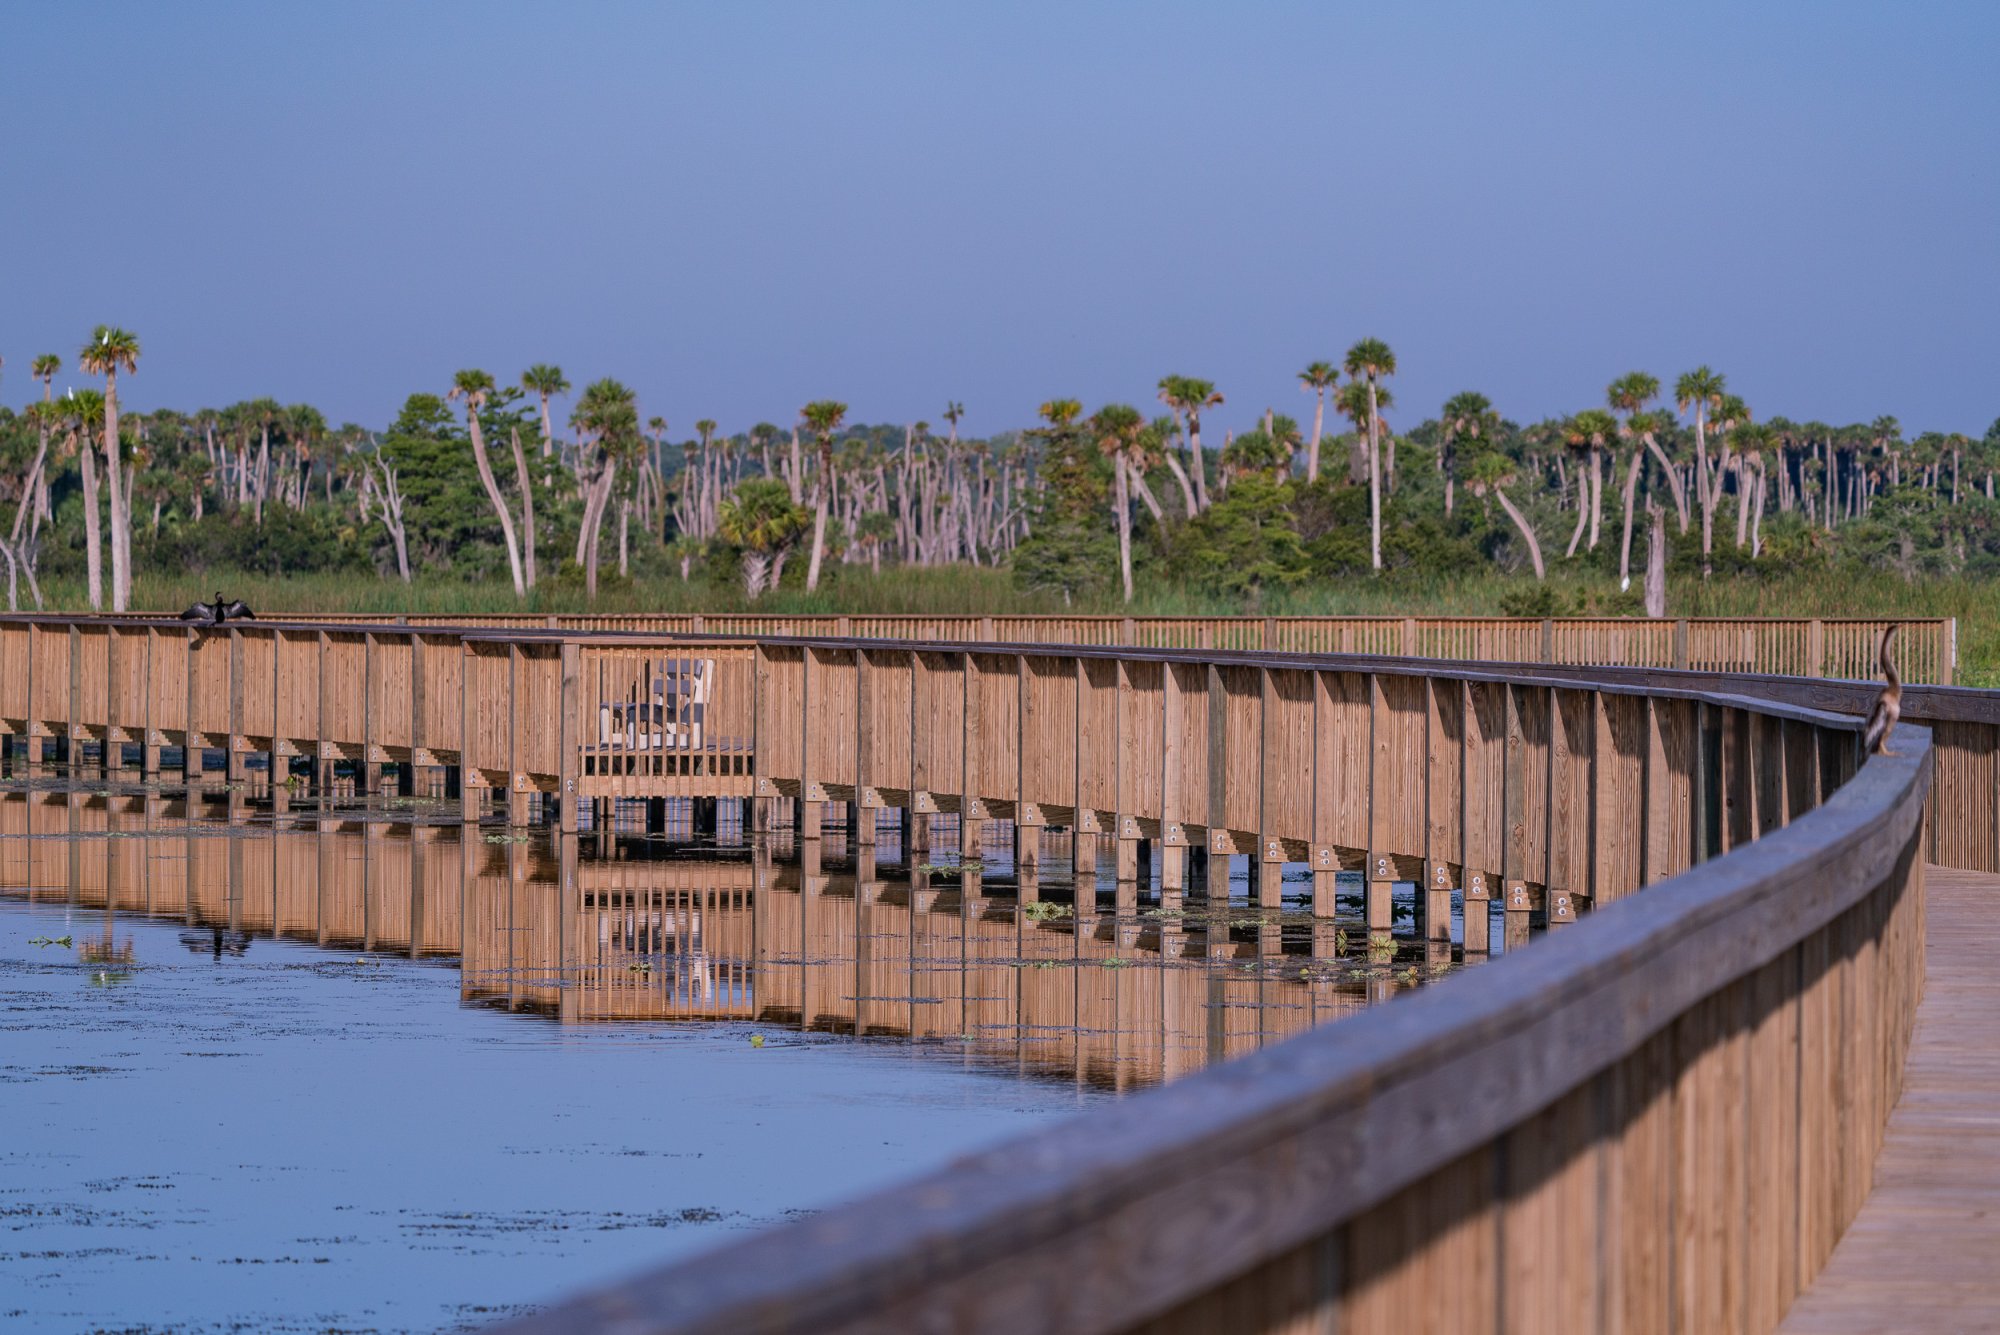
[1780,864,2000,1332]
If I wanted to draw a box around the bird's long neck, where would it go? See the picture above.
[1879,628,1901,694]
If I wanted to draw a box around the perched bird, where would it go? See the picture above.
[1862,624,1902,756]
[178,592,255,624]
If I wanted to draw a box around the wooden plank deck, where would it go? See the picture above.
[1779,864,2000,1332]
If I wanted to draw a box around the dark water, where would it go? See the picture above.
[0,781,1474,1333]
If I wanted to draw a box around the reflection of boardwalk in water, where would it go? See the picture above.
[0,787,1454,1093]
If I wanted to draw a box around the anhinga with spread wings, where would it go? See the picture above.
[178,592,255,625]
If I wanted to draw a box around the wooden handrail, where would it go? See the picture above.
[0,611,1942,1331]
[481,685,1929,1335]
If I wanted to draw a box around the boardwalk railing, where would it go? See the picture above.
[0,611,1952,1331]
[94,612,1955,683]
[1,612,1991,872]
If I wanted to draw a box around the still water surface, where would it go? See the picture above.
[0,782,1470,1332]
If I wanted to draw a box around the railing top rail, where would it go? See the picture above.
[491,730,1932,1335]
[6,612,1971,727]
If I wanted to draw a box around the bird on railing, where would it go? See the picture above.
[178,592,256,625]
[1862,624,1901,756]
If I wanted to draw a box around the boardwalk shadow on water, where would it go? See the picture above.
[0,775,1477,1333]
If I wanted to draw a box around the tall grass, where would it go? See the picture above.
[35,563,1999,686]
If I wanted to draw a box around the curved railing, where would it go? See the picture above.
[0,615,1937,1332]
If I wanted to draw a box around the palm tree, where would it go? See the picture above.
[1731,422,1775,551]
[1343,338,1396,570]
[1617,411,1668,585]
[1606,372,1679,576]
[60,389,107,608]
[1562,409,1619,558]
[520,365,569,460]
[719,477,810,599]
[1439,391,1495,519]
[1156,375,1222,513]
[1090,403,1145,602]
[78,327,140,610]
[570,378,639,597]
[1298,362,1338,483]
[1674,366,1727,573]
[800,400,848,591]
[1468,450,1544,580]
[447,369,527,598]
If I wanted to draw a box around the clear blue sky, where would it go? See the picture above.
[4,1,1995,438]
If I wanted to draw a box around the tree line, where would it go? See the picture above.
[3,330,1997,612]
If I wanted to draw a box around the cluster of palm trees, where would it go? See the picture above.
[5,326,1995,611]
[1,328,142,610]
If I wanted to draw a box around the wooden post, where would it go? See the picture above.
[854,649,875,846]
[1422,679,1452,943]
[1072,659,1096,878]
[1114,660,1138,884]
[68,624,82,771]
[182,628,202,785]
[1365,674,1393,944]
[142,628,161,776]
[1501,682,1531,939]
[1013,655,1035,876]
[957,652,979,861]
[902,649,925,860]
[558,642,580,834]
[507,644,529,826]
[1160,662,1185,896]
[318,631,336,797]
[226,628,245,787]
[1205,664,1229,904]
[799,647,822,840]
[361,633,380,797]
[407,633,426,799]
[459,641,479,823]
[1308,670,1339,917]
[1807,617,1826,678]
[104,625,123,777]
[1255,667,1282,911]
[751,643,771,835]
[1674,617,1691,669]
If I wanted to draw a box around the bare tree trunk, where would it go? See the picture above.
[805,473,829,592]
[618,500,630,578]
[508,427,537,589]
[1619,450,1643,586]
[1493,486,1545,580]
[1644,437,1690,532]
[1366,382,1382,570]
[1307,388,1326,483]
[102,376,131,611]
[1588,447,1604,550]
[81,438,104,610]
[465,413,526,598]
[1565,460,1591,559]
[1114,453,1134,603]
[1644,504,1667,618]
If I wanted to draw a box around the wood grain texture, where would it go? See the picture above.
[1777,866,2000,1333]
